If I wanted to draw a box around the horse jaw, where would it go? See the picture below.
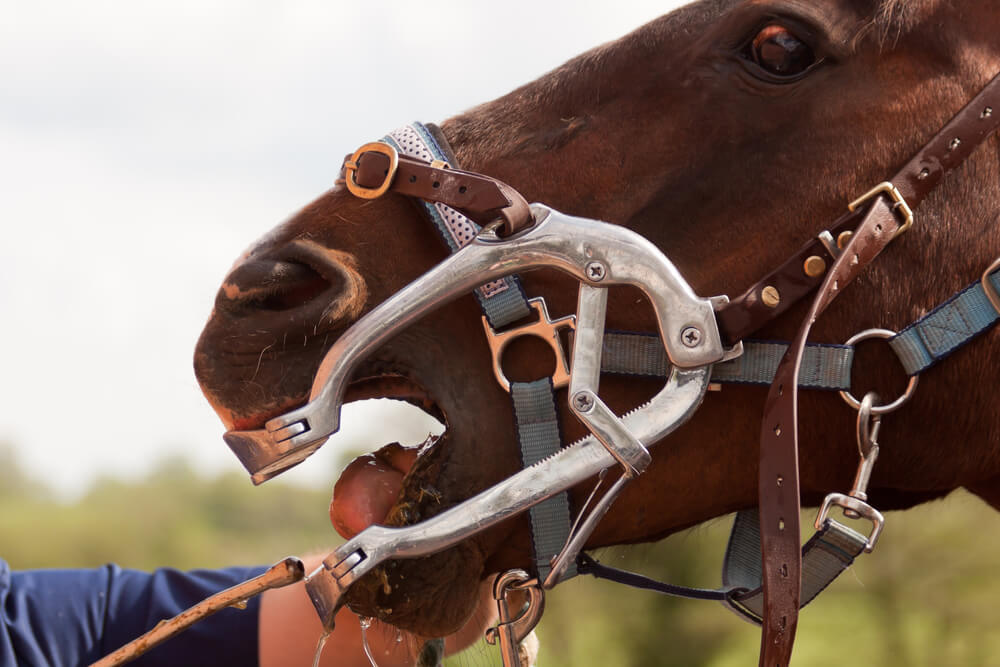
[194,187,528,637]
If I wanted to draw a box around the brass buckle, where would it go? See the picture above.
[848,181,914,239]
[343,142,398,199]
[482,298,575,392]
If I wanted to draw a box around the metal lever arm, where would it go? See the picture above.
[569,284,652,476]
[305,363,712,628]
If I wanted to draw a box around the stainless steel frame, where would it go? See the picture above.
[225,204,736,483]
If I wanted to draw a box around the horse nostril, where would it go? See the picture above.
[218,259,333,314]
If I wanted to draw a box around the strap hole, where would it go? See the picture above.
[917,167,930,180]
[408,175,417,183]
[949,137,962,151]
[780,563,788,577]
[778,518,785,531]
[776,474,783,487]
[432,181,441,189]
[778,384,784,397]
[874,224,882,232]
[773,424,781,436]
[459,185,467,194]
[982,106,993,118]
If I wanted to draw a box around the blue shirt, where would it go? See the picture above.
[0,559,267,666]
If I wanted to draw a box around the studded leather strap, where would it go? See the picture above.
[757,72,1000,667]
[719,80,1000,348]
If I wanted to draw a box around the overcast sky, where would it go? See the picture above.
[0,1,686,498]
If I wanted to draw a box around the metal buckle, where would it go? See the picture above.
[343,142,399,199]
[839,328,918,415]
[815,493,884,553]
[848,181,914,239]
[982,255,1000,316]
[482,298,575,392]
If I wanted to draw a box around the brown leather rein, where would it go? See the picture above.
[341,73,1000,666]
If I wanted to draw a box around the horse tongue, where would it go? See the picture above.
[329,441,421,539]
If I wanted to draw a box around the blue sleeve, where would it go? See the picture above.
[0,558,268,667]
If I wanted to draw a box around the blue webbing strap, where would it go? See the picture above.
[721,509,869,624]
[383,123,530,329]
[511,379,577,582]
[389,123,571,581]
[890,267,1000,375]
[602,333,855,390]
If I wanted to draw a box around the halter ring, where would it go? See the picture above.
[839,328,919,415]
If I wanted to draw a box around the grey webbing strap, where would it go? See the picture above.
[384,123,530,328]
[575,508,867,616]
[511,379,577,581]
[601,333,854,390]
[387,124,567,578]
[722,509,869,624]
[890,267,1000,375]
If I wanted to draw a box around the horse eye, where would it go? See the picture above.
[748,25,815,77]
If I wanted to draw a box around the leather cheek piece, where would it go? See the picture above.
[350,151,534,235]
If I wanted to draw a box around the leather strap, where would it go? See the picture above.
[719,77,1000,347]
[345,149,534,235]
[757,72,1000,667]
[717,211,857,345]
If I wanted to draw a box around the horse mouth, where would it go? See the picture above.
[326,371,490,637]
[230,366,487,637]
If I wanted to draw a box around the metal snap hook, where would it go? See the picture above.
[485,570,545,667]
[815,391,885,551]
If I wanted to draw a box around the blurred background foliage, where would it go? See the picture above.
[2,443,1000,666]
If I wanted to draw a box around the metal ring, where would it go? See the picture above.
[839,328,919,415]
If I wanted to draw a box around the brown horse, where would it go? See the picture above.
[195,0,1000,646]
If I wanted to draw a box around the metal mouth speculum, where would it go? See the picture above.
[224,204,735,484]
[254,205,741,631]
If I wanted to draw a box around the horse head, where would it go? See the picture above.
[195,0,1000,640]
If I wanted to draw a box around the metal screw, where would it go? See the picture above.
[585,261,606,282]
[761,285,781,308]
[681,326,703,348]
[572,391,595,412]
